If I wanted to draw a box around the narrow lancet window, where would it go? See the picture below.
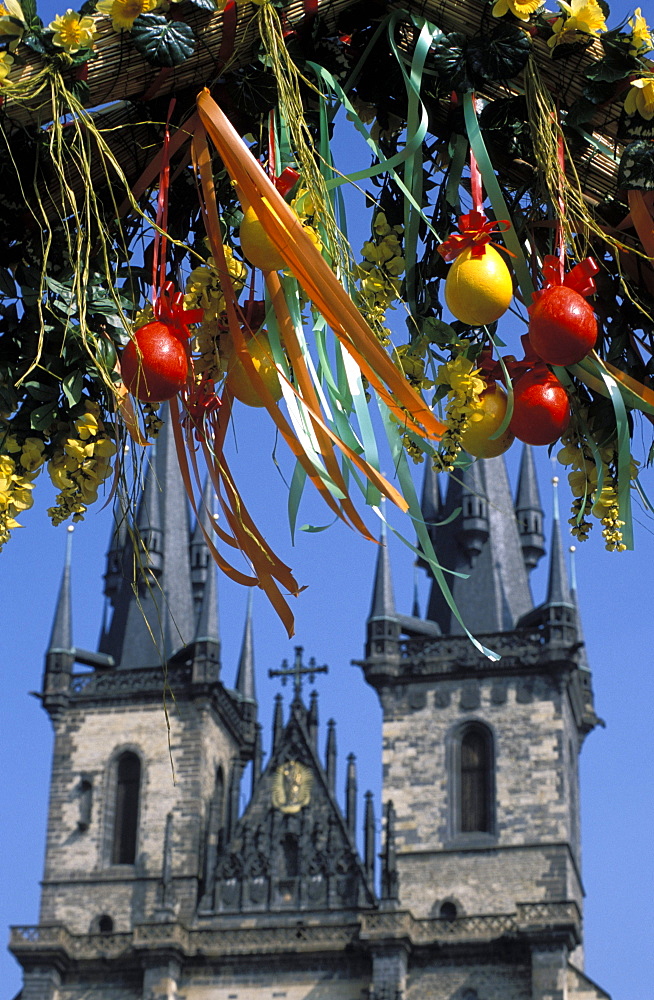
[460,725,492,834]
[112,752,141,864]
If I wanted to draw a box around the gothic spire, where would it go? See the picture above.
[47,526,74,657]
[425,457,533,634]
[98,416,196,668]
[190,476,215,614]
[368,518,396,621]
[515,445,546,573]
[420,459,441,527]
[546,477,572,607]
[234,592,256,704]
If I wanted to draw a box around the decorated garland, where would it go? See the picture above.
[0,0,653,638]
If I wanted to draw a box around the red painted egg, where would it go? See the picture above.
[529,285,597,366]
[509,367,571,446]
[121,321,189,402]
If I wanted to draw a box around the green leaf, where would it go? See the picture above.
[618,140,654,190]
[585,50,634,83]
[468,24,531,85]
[427,32,471,92]
[62,370,84,407]
[24,380,57,403]
[131,14,196,67]
[30,402,57,431]
[0,267,16,297]
[186,0,217,10]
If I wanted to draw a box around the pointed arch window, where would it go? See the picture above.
[459,724,493,835]
[112,752,141,864]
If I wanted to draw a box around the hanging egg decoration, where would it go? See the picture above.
[239,205,287,272]
[121,321,189,402]
[509,366,571,446]
[224,332,283,407]
[459,384,515,458]
[529,285,597,366]
[439,211,513,327]
[444,244,513,327]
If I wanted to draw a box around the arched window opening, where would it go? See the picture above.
[112,751,141,864]
[98,914,114,934]
[439,901,457,921]
[460,726,492,834]
[282,833,299,878]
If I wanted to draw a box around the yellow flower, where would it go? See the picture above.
[624,77,654,120]
[20,437,46,472]
[75,411,99,439]
[0,0,25,48]
[492,0,542,21]
[96,0,158,31]
[629,8,653,55]
[49,9,98,52]
[548,0,607,47]
[0,51,14,87]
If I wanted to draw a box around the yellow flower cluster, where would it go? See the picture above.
[557,423,637,551]
[628,7,653,55]
[547,0,607,48]
[492,0,542,22]
[356,212,405,344]
[47,401,116,526]
[624,77,654,121]
[290,188,323,254]
[0,0,26,51]
[0,433,45,550]
[96,0,158,32]
[433,356,486,472]
[48,9,98,52]
[185,244,248,380]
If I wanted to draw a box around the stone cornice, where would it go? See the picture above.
[10,900,581,967]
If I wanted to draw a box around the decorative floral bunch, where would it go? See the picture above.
[432,356,487,472]
[356,212,406,345]
[46,402,117,526]
[184,244,248,382]
[557,414,639,551]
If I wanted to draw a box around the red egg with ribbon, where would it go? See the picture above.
[528,257,599,367]
[121,321,190,402]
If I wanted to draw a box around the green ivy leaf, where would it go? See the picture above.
[427,32,471,92]
[468,24,531,85]
[185,0,217,10]
[131,14,196,67]
[618,140,654,190]
[585,50,634,83]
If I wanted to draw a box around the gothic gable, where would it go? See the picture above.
[209,698,376,914]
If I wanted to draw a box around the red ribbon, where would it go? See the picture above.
[535,254,599,303]
[438,210,512,262]
[153,280,204,335]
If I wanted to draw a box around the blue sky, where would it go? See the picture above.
[2,1,654,997]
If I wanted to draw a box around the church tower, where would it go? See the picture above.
[357,451,608,1000]
[10,431,610,999]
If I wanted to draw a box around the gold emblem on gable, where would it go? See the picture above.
[272,760,312,814]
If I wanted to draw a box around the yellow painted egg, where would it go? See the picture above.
[224,333,282,407]
[459,384,515,458]
[239,206,286,272]
[444,245,513,326]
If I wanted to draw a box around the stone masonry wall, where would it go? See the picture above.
[407,957,531,1000]
[40,695,238,933]
[380,671,583,917]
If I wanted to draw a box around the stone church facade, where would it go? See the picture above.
[10,424,611,1000]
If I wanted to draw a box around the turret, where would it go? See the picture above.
[515,445,546,573]
[457,459,489,566]
[234,593,256,714]
[365,518,401,660]
[43,527,75,704]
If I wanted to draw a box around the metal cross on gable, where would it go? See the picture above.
[268,646,328,699]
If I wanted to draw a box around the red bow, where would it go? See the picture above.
[538,255,599,300]
[438,210,512,262]
[154,280,204,337]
